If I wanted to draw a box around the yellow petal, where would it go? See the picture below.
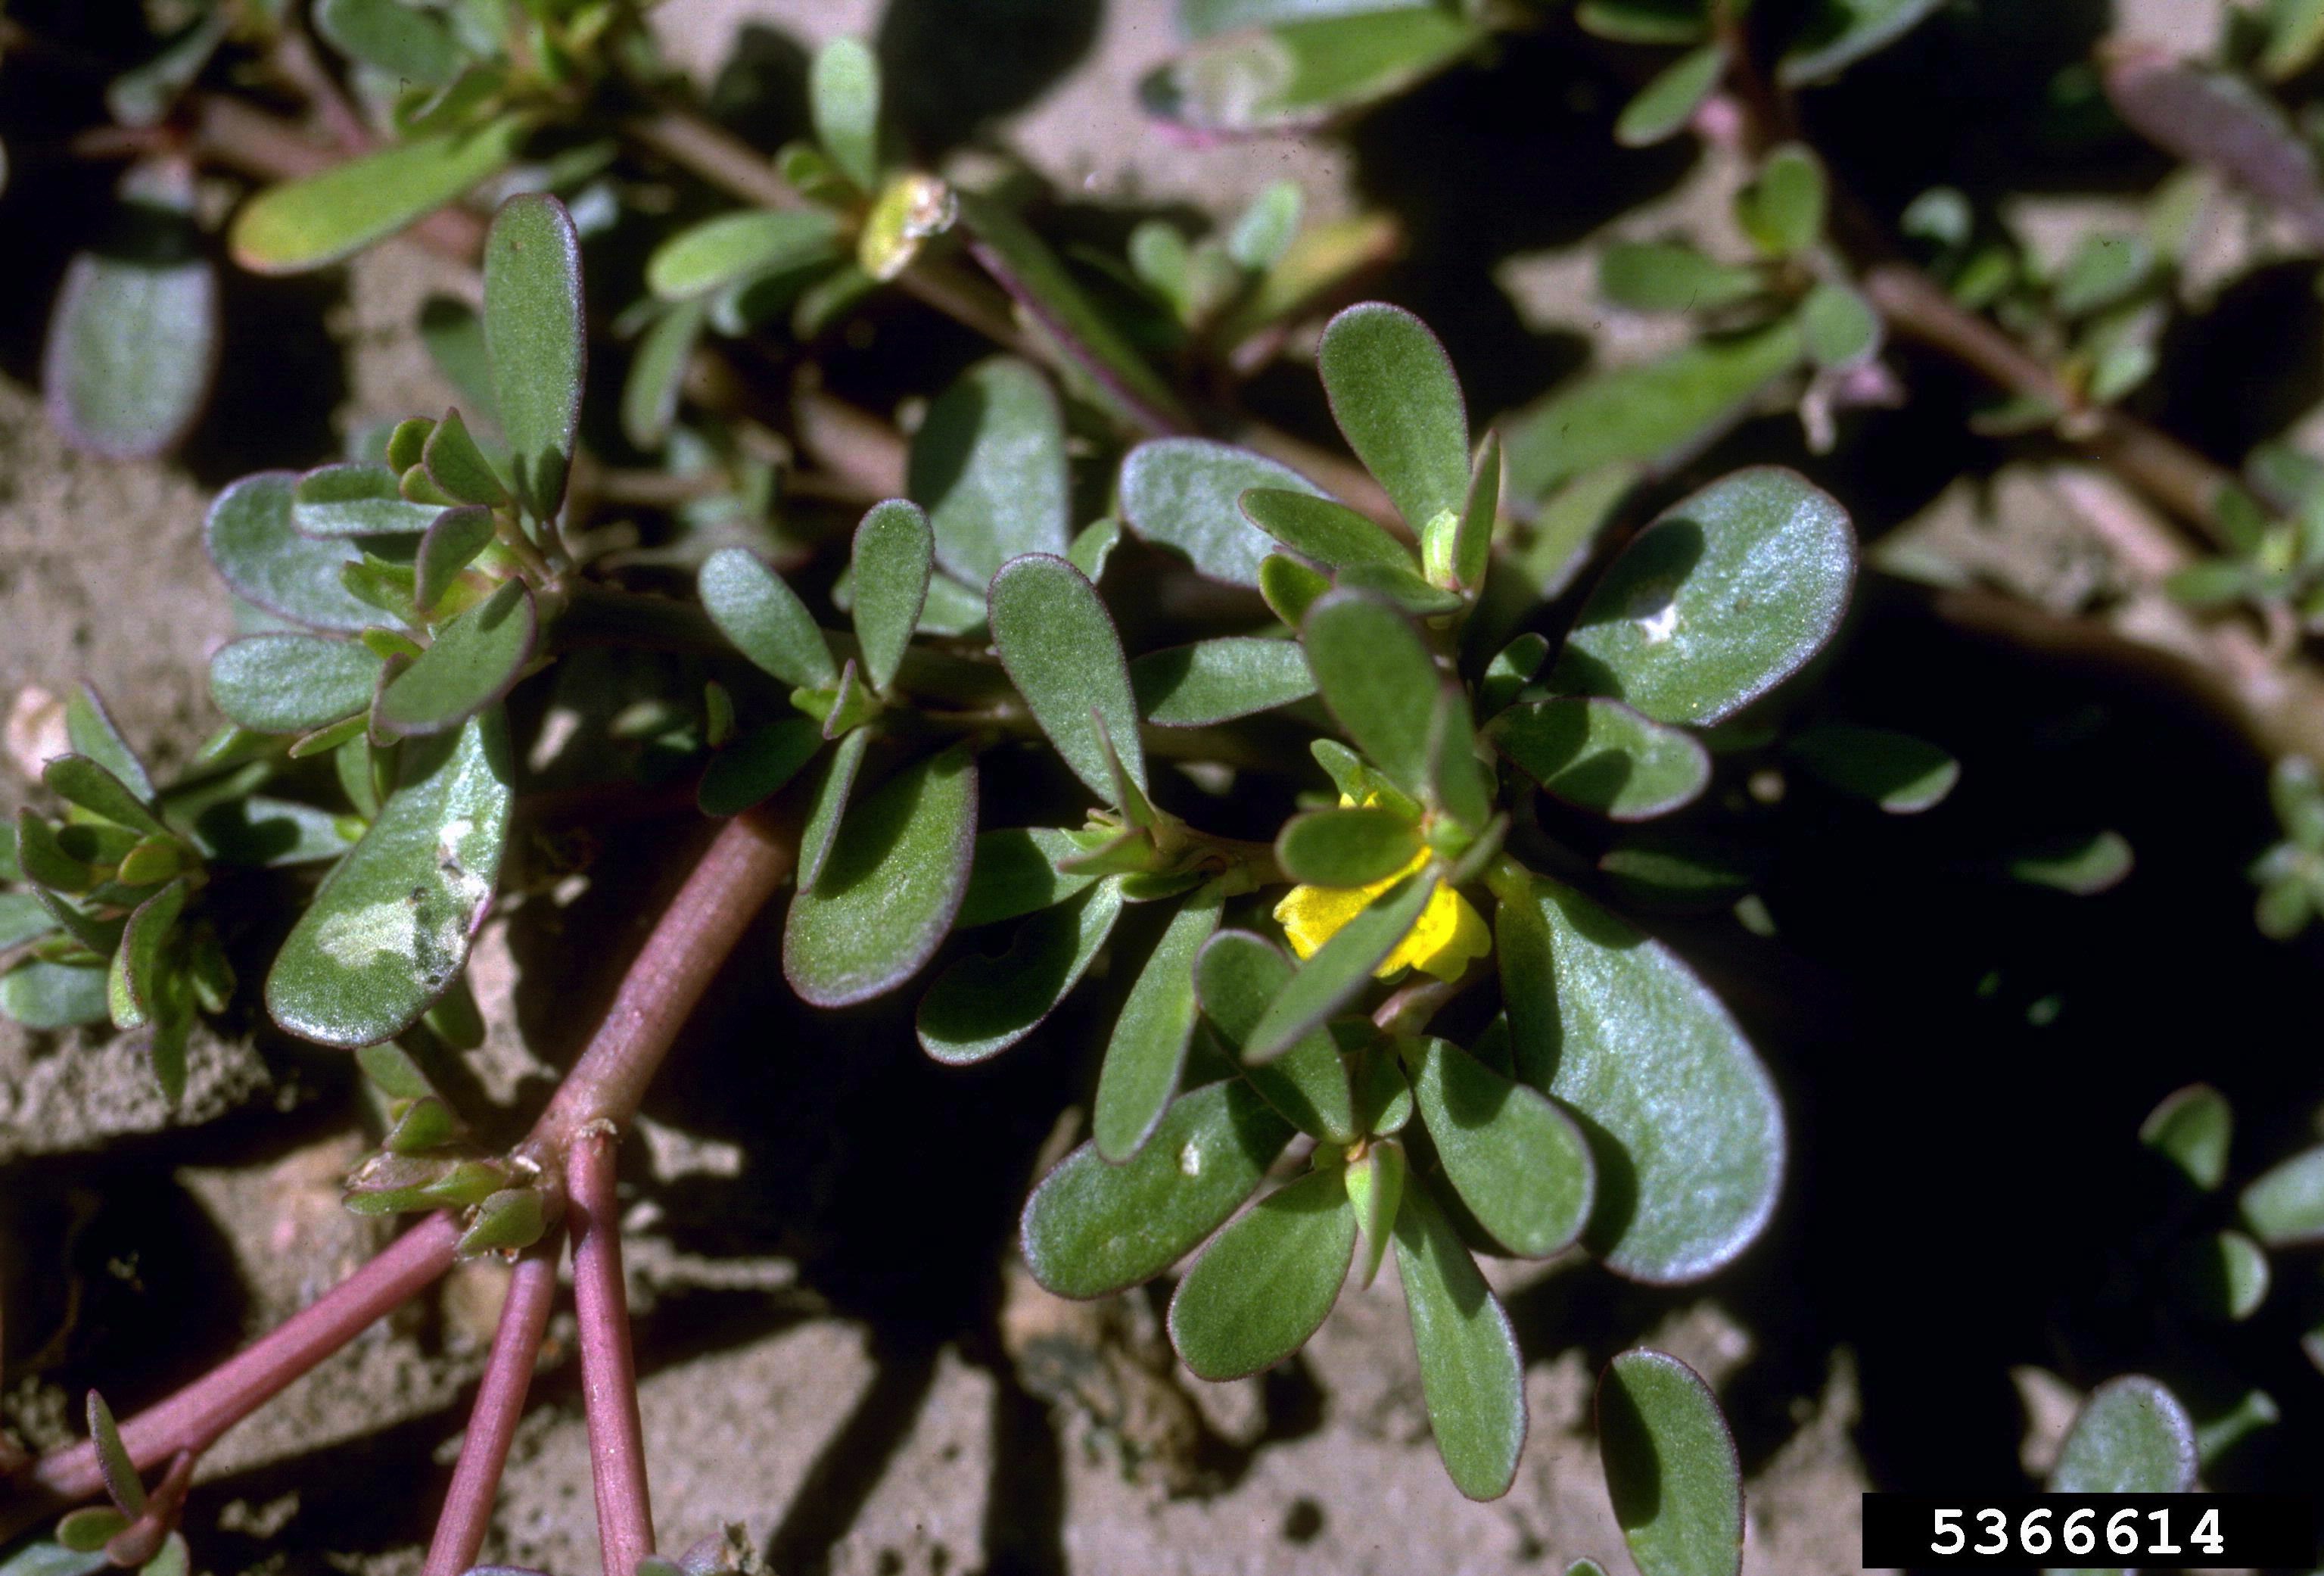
[1273,866,1492,983]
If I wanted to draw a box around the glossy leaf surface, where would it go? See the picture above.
[988,555,1146,802]
[1394,1182,1524,1500]
[1169,1168,1355,1378]
[1094,883,1224,1160]
[374,580,537,737]
[1317,303,1469,531]
[1410,1036,1594,1258]
[919,879,1125,1064]
[1492,697,1711,821]
[700,548,838,690]
[1598,1350,1744,1576]
[231,116,527,274]
[210,635,384,733]
[1193,929,1355,1143]
[483,194,585,522]
[909,357,1072,585]
[1120,438,1324,585]
[849,500,932,693]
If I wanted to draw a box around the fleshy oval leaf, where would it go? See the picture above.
[1168,1167,1355,1379]
[1301,589,1445,802]
[210,634,384,734]
[373,579,537,737]
[1119,438,1324,587]
[1597,1349,1744,1576]
[1316,302,1469,534]
[484,193,585,522]
[1094,883,1225,1161]
[1408,1036,1594,1259]
[908,357,1071,585]
[1394,1181,1525,1500]
[229,114,527,275]
[849,500,933,693]
[205,472,375,632]
[2047,1375,2197,1494]
[1130,637,1315,727]
[1192,929,1355,1144]
[1491,696,1712,821]
[1785,722,1957,814]
[988,554,1145,803]
[699,548,839,690]
[1277,805,1422,888]
[918,878,1125,1065]
[2239,1145,2324,1247]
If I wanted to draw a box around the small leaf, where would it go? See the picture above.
[1394,1182,1525,1500]
[266,712,514,1047]
[1119,438,1324,586]
[87,1392,145,1517]
[230,114,528,275]
[1615,44,1725,148]
[646,209,843,301]
[919,879,1126,1065]
[700,548,838,690]
[1240,487,1414,575]
[1492,697,1711,821]
[1501,323,1805,501]
[1227,178,1303,270]
[2008,830,2134,895]
[1494,868,1783,1283]
[413,506,499,614]
[1246,873,1434,1063]
[1736,145,1828,259]
[1260,554,1333,627]
[1551,467,1855,726]
[1409,1036,1594,1258]
[1168,1167,1355,1378]
[1278,805,1421,887]
[1317,304,1469,534]
[66,688,154,803]
[457,1187,547,1255]
[1128,637,1314,728]
[907,357,1072,586]
[484,193,585,522]
[792,725,872,892]
[43,756,168,839]
[1094,883,1226,1161]
[785,746,978,1007]
[2139,1082,2231,1193]
[1802,282,1882,373]
[1301,590,1443,801]
[1785,722,1956,812]
[294,462,445,537]
[211,634,385,734]
[1021,1078,1295,1298]
[422,408,509,507]
[56,1509,129,1554]
[1193,930,1356,1143]
[2240,1145,2324,1247]
[810,37,882,192]
[0,962,112,1029]
[1576,0,1708,44]
[374,580,537,737]
[2048,1375,2197,1494]
[43,161,216,460]
[849,500,932,693]
[107,877,190,1032]
[1598,242,1762,315]
[988,554,1146,803]
[621,300,705,450]
[696,718,823,818]
[14,814,95,895]
[1597,1350,1743,1576]
[204,472,375,632]
[1777,0,1945,85]
[957,827,1096,927]
[1140,11,1485,136]
[316,0,464,87]
[1449,431,1500,593]
[2173,1230,2270,1322]
[1343,1137,1404,1287]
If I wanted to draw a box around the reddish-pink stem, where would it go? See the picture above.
[422,1244,562,1576]
[570,1131,652,1576]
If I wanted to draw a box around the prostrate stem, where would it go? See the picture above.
[570,1131,654,1576]
[422,1243,562,1576]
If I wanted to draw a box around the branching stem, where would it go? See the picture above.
[569,1131,654,1576]
[422,1241,562,1576]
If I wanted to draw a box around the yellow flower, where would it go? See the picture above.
[1272,801,1491,984]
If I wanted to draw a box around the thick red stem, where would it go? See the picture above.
[421,1244,561,1576]
[569,1131,652,1576]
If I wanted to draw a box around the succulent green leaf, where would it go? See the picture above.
[293,463,446,537]
[1228,178,1303,270]
[86,1392,145,1518]
[2139,1082,2232,1192]
[456,1187,547,1256]
[1344,1136,1404,1287]
[1598,242,1763,314]
[850,500,933,693]
[0,962,111,1029]
[919,878,1125,1064]
[955,192,1190,433]
[1494,869,1783,1282]
[1246,873,1433,1063]
[1615,44,1726,148]
[64,688,152,804]
[904,357,1073,586]
[1169,1166,1355,1378]
[1120,438,1324,586]
[1800,279,1883,369]
[988,554,1146,802]
[193,796,357,867]
[484,193,585,522]
[33,888,125,956]
[1181,0,1423,39]
[1316,304,1469,533]
[1552,467,1855,726]
[422,408,509,507]
[1301,590,1442,801]
[316,0,464,87]
[55,1508,129,1554]
[2173,1230,2270,1322]
[205,472,376,632]
[107,876,189,1033]
[621,300,705,450]
[1448,431,1500,593]
[1260,554,1333,627]
[1278,805,1421,887]
[697,718,824,818]
[1193,930,1355,1143]
[646,210,843,302]
[0,893,57,952]
[1597,1350,1744,1576]
[210,634,385,734]
[43,756,167,839]
[14,814,95,895]
[1736,145,1828,259]
[1021,1078,1295,1298]
[1576,0,1709,43]
[784,746,978,1007]
[700,548,838,690]
[1598,839,1757,908]
[789,724,871,893]
[229,114,527,275]
[2008,830,2134,895]
[1394,1181,1525,1500]
[374,580,537,737]
[2048,1375,2197,1497]
[1410,1036,1594,1258]
[1130,637,1315,727]
[1239,487,1414,575]
[1785,722,1957,813]
[43,163,216,459]
[1777,0,1946,86]
[413,506,499,614]
[1094,883,1226,1160]
[810,37,882,192]
[266,711,513,1047]
[1500,321,1805,501]
[957,827,1096,928]
[1140,11,1486,136]
[1491,697,1711,821]
[2240,1145,2324,1247]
